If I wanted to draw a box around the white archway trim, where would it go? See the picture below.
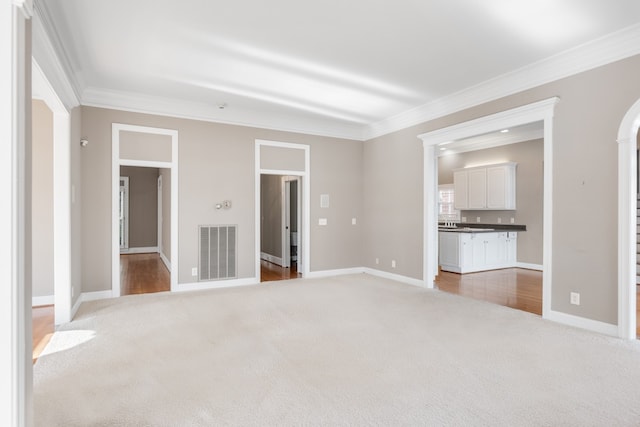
[112,123,179,297]
[418,97,559,320]
[617,99,640,339]
[33,59,72,325]
[255,140,311,280]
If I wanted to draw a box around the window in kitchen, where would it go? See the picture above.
[438,184,460,222]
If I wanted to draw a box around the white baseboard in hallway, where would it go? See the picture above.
[121,246,159,254]
[33,295,54,307]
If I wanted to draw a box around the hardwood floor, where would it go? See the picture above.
[261,260,300,282]
[435,268,543,316]
[32,305,54,363]
[120,253,170,295]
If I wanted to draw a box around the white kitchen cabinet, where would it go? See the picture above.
[439,231,517,274]
[452,163,516,210]
[453,170,468,210]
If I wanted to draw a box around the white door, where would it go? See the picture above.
[119,177,129,250]
[282,179,291,268]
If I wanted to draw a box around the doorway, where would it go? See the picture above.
[118,166,170,295]
[111,124,178,297]
[255,139,310,282]
[260,174,302,282]
[420,97,559,319]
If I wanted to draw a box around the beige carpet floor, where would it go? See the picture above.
[34,274,640,426]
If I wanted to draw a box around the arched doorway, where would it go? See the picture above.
[617,98,640,339]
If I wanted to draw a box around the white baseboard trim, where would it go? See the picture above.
[121,246,159,254]
[546,309,618,337]
[363,268,425,288]
[261,252,284,266]
[159,251,171,272]
[175,277,260,293]
[32,295,54,307]
[516,262,544,271]
[70,290,114,321]
[306,267,366,279]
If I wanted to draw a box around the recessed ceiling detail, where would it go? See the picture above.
[34,0,640,140]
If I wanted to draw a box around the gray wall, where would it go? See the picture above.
[80,106,363,291]
[363,54,640,325]
[261,174,282,259]
[120,166,159,248]
[438,139,543,265]
[31,100,54,299]
[160,168,171,262]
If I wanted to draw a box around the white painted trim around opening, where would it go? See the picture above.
[261,252,284,267]
[255,140,311,282]
[516,262,544,271]
[121,246,158,254]
[617,98,640,339]
[112,124,178,298]
[418,97,559,322]
[159,251,171,273]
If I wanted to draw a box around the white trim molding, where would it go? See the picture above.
[121,246,159,255]
[516,262,544,271]
[32,295,54,307]
[112,124,179,298]
[365,23,640,140]
[261,252,284,267]
[176,278,259,293]
[159,252,171,273]
[255,140,311,282]
[617,98,640,339]
[546,310,618,338]
[419,98,559,323]
[363,268,425,288]
[306,267,366,279]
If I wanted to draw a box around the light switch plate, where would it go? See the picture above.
[352,217,357,225]
[319,218,328,226]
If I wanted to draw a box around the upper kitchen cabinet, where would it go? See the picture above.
[453,163,516,210]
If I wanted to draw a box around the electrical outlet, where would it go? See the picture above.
[570,292,580,305]
[375,258,379,265]
[319,218,327,226]
[510,217,515,224]
[476,217,481,223]
[461,217,467,222]
[352,217,357,225]
[191,267,198,276]
[391,260,396,268]
[497,218,502,224]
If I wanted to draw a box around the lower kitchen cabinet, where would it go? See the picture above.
[439,231,517,273]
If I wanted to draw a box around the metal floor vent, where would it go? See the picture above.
[199,225,237,281]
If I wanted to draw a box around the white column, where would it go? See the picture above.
[423,143,437,288]
[1,1,32,426]
[617,135,636,339]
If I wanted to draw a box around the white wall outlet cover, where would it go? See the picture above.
[476,217,481,223]
[352,217,357,225]
[319,218,328,226]
[391,260,396,268]
[191,267,198,276]
[510,218,515,224]
[462,217,467,222]
[375,258,379,265]
[570,292,580,305]
[497,218,502,223]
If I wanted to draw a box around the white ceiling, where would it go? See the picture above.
[36,0,640,140]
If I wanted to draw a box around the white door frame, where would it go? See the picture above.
[255,140,310,279]
[419,97,559,320]
[33,60,72,325]
[617,98,640,339]
[112,124,178,297]
[119,176,129,250]
[282,178,291,268]
[157,174,163,256]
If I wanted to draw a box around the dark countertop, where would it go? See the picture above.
[438,223,526,233]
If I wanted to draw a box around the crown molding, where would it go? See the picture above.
[365,23,640,140]
[31,0,81,110]
[13,0,33,18]
[82,87,365,141]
